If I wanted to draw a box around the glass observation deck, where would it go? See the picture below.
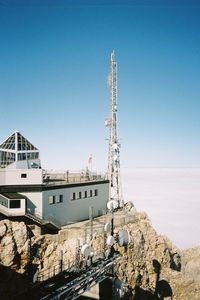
[0,131,40,169]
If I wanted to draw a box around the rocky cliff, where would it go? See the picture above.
[114,206,200,299]
[0,205,199,299]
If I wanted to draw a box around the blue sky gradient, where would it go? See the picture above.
[0,0,200,170]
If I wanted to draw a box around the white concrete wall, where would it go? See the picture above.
[8,198,26,215]
[0,194,26,216]
[4,169,43,185]
[0,170,6,185]
[43,183,109,226]
[21,192,43,217]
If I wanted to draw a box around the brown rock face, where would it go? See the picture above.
[114,209,200,299]
[0,208,200,299]
[114,211,179,299]
[0,220,30,299]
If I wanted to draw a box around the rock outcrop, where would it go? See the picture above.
[0,205,200,299]
[114,211,200,299]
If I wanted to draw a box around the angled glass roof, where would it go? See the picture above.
[0,133,15,150]
[17,132,38,151]
[0,131,40,168]
[0,132,38,151]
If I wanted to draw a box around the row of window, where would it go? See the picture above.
[71,189,98,201]
[0,198,21,209]
[48,189,99,205]
[0,151,39,168]
[0,151,15,167]
[18,152,39,161]
[48,195,63,205]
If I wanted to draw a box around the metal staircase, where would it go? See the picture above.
[13,254,120,300]
[0,204,60,231]
[25,213,60,230]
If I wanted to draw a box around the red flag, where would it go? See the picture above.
[88,154,92,164]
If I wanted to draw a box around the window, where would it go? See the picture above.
[94,189,98,196]
[10,200,21,209]
[84,191,87,198]
[0,151,16,168]
[18,153,26,161]
[49,195,63,204]
[71,192,76,200]
[90,190,93,197]
[0,197,8,207]
[21,173,27,178]
[56,195,63,203]
[55,195,60,203]
[48,196,54,205]
[18,152,39,161]
[79,191,82,199]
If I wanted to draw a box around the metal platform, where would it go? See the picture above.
[13,254,120,300]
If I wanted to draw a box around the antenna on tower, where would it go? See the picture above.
[105,50,124,208]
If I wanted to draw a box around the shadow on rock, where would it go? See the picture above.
[134,283,172,300]
[133,259,173,300]
[157,279,173,299]
[99,278,113,300]
[170,252,181,271]
[0,264,29,300]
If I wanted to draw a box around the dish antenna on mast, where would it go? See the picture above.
[106,50,124,208]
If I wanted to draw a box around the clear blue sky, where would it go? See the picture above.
[0,0,200,170]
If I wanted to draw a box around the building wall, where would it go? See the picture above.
[8,197,26,216]
[4,169,43,185]
[0,169,108,226]
[42,182,109,226]
[0,170,6,185]
[21,192,43,217]
[0,194,26,216]
[5,159,41,170]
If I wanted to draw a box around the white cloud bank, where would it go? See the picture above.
[122,168,200,249]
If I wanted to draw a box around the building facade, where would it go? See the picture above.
[0,132,109,230]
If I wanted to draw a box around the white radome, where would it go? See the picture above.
[81,244,93,258]
[106,235,115,246]
[107,200,118,210]
[104,221,111,232]
[118,229,130,247]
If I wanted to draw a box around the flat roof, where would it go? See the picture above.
[0,180,109,193]
[0,192,26,199]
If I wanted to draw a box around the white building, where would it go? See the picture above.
[0,131,109,232]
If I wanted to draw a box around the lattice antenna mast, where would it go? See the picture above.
[105,50,123,208]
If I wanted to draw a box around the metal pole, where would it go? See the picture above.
[60,250,63,273]
[89,206,93,242]
[89,206,93,265]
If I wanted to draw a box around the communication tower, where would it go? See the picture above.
[105,50,123,208]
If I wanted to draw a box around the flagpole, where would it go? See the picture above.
[88,154,93,179]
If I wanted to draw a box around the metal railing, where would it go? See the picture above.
[36,260,73,282]
[40,254,120,300]
[35,251,105,283]
[43,171,107,185]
